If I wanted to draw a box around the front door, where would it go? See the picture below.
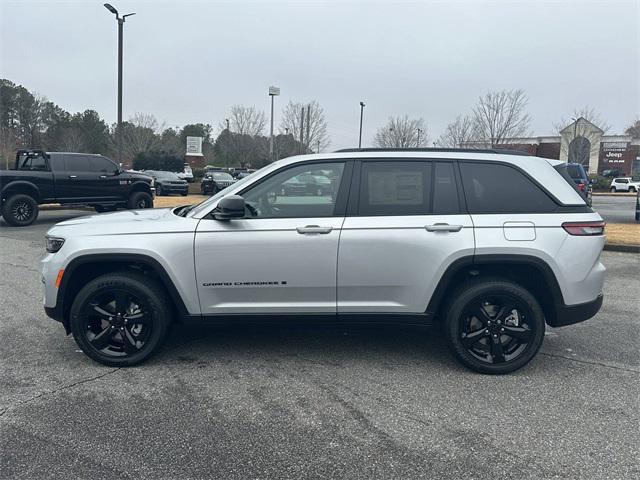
[195,161,351,315]
[56,154,96,201]
[337,160,475,314]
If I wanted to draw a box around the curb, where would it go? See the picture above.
[603,243,640,254]
[592,193,636,197]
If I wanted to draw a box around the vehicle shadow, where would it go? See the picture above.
[158,322,455,369]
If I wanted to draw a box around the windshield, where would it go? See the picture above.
[212,172,233,181]
[153,171,181,180]
[186,163,276,218]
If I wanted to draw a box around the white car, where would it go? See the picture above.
[42,149,604,374]
[610,177,640,192]
[177,163,194,183]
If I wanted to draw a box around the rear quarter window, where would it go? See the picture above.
[460,162,558,213]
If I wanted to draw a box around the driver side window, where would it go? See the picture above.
[241,162,345,218]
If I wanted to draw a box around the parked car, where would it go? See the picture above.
[144,170,188,196]
[200,170,235,195]
[609,177,640,192]
[42,148,605,374]
[176,163,194,183]
[0,150,154,226]
[230,168,256,179]
[564,163,592,205]
[282,173,333,196]
[602,169,621,178]
[636,190,640,222]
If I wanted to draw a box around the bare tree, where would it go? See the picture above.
[626,117,640,139]
[435,114,478,147]
[220,105,266,136]
[279,100,330,152]
[121,113,163,159]
[472,89,531,147]
[373,116,429,148]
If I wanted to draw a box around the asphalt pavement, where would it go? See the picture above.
[592,194,637,224]
[0,211,639,479]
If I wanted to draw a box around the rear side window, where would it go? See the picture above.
[433,162,460,214]
[48,153,64,171]
[90,156,117,173]
[64,154,91,172]
[359,161,431,216]
[460,162,557,213]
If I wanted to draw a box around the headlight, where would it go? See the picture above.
[45,236,65,253]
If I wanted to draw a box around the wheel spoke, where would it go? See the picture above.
[122,328,140,353]
[473,306,493,325]
[496,303,517,322]
[461,329,486,349]
[91,304,113,319]
[114,291,129,314]
[125,312,148,324]
[502,325,533,343]
[90,326,113,350]
[489,336,506,363]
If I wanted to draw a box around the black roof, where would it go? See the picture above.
[333,147,529,156]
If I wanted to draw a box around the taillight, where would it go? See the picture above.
[577,182,586,192]
[562,221,605,236]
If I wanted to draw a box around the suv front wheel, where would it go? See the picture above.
[444,279,545,374]
[69,272,171,366]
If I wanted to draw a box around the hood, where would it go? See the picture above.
[47,208,198,237]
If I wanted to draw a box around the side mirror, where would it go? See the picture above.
[213,195,245,220]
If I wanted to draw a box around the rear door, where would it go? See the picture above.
[337,159,475,314]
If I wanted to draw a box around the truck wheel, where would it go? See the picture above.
[2,194,39,226]
[127,191,153,209]
[443,279,545,374]
[69,272,171,367]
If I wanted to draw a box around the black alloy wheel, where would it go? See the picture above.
[2,194,39,226]
[70,273,170,366]
[445,280,545,374]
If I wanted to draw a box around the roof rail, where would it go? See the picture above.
[333,147,530,156]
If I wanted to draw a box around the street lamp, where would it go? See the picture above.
[268,86,280,160]
[417,128,423,147]
[104,3,135,165]
[358,101,365,149]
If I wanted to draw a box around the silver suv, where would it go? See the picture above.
[42,149,606,374]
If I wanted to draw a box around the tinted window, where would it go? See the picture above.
[64,154,91,172]
[18,153,48,171]
[433,162,460,214]
[460,162,556,213]
[566,164,587,181]
[359,161,430,216]
[242,162,345,218]
[90,156,117,173]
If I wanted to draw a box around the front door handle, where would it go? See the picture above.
[425,223,463,232]
[68,175,78,179]
[99,175,107,179]
[296,225,333,234]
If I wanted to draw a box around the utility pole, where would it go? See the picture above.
[299,108,305,154]
[417,128,422,147]
[358,101,365,149]
[104,4,135,165]
[305,104,311,152]
[268,86,280,161]
[225,118,230,131]
[317,139,320,153]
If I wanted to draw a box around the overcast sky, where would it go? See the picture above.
[1,0,638,149]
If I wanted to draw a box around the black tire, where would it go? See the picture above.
[630,187,637,193]
[69,272,171,367]
[180,192,188,196]
[127,191,153,209]
[443,279,545,374]
[610,187,616,193]
[1,194,39,226]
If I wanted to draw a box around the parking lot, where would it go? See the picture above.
[592,194,637,224]
[0,212,638,479]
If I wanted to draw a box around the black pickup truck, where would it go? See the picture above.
[0,150,155,226]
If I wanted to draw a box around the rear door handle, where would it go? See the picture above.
[296,225,333,234]
[99,175,107,179]
[68,175,78,179]
[425,223,463,232]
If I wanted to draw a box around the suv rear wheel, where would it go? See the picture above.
[2,194,39,226]
[444,279,545,374]
[69,272,171,366]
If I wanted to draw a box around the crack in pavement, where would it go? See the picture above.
[539,351,640,374]
[0,368,121,418]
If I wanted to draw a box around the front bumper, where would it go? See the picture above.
[549,294,603,327]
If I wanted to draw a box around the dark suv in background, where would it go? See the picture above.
[565,163,592,206]
[201,170,235,195]
[0,150,154,226]
[144,171,188,196]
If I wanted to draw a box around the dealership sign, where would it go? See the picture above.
[186,136,203,156]
[602,142,627,164]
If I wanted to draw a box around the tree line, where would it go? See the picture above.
[0,79,330,171]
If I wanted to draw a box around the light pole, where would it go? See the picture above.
[417,128,423,147]
[358,101,365,149]
[104,3,135,165]
[268,86,280,160]
[225,118,230,131]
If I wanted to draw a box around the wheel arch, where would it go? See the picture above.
[56,253,190,333]
[129,180,152,194]
[426,254,565,326]
[1,181,42,203]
